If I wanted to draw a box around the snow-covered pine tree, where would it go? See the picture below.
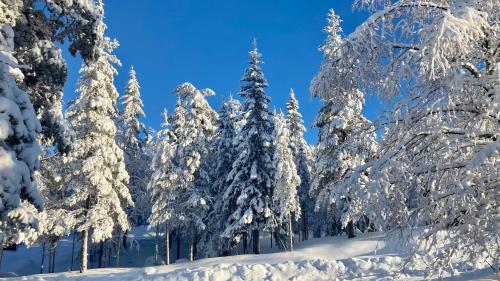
[119,66,150,226]
[319,8,343,60]
[199,97,241,257]
[178,83,217,261]
[151,83,217,262]
[222,40,275,254]
[311,88,377,238]
[311,9,378,238]
[63,1,132,273]
[0,2,43,248]
[13,0,98,152]
[309,9,345,237]
[322,0,500,275]
[148,109,177,265]
[285,89,313,240]
[270,113,301,251]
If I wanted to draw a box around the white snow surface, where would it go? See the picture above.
[2,230,496,280]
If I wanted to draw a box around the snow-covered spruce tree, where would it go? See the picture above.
[119,66,150,226]
[13,0,98,152]
[199,97,241,257]
[311,88,377,238]
[312,9,378,238]
[222,40,275,254]
[63,1,132,273]
[322,0,500,276]
[269,113,301,251]
[148,109,177,265]
[0,2,43,248]
[319,8,343,61]
[285,89,313,240]
[152,83,217,262]
[310,9,344,237]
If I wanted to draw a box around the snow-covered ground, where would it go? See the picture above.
[2,229,497,280]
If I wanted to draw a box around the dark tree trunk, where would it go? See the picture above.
[242,232,248,254]
[252,229,260,254]
[108,245,112,266]
[122,230,128,249]
[70,232,76,271]
[48,248,52,274]
[346,220,356,238]
[313,225,321,238]
[176,235,181,260]
[115,232,121,267]
[40,242,46,274]
[98,242,104,268]
[50,241,57,273]
[302,211,309,241]
[0,246,4,269]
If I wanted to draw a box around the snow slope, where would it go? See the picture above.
[3,231,497,280]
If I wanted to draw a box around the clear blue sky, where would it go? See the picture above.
[63,0,379,144]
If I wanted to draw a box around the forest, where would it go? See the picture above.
[0,0,498,280]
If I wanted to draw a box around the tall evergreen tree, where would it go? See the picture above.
[199,97,241,257]
[0,2,43,247]
[222,40,275,254]
[285,89,313,240]
[309,9,345,237]
[151,82,217,262]
[63,1,132,272]
[311,88,377,238]
[311,9,377,238]
[119,66,150,226]
[148,109,177,265]
[269,113,301,251]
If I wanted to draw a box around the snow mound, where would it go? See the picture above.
[12,257,406,281]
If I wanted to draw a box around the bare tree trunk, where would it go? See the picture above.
[252,229,260,254]
[40,242,46,274]
[122,230,128,249]
[302,210,309,241]
[176,235,181,260]
[270,231,273,248]
[346,220,356,239]
[188,225,194,262]
[48,244,52,274]
[80,230,88,273]
[108,245,112,266]
[0,245,4,269]
[164,222,170,265]
[80,196,91,273]
[154,226,159,265]
[242,232,248,254]
[70,232,76,271]
[50,240,57,273]
[288,216,294,251]
[98,242,104,268]
[115,232,121,267]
